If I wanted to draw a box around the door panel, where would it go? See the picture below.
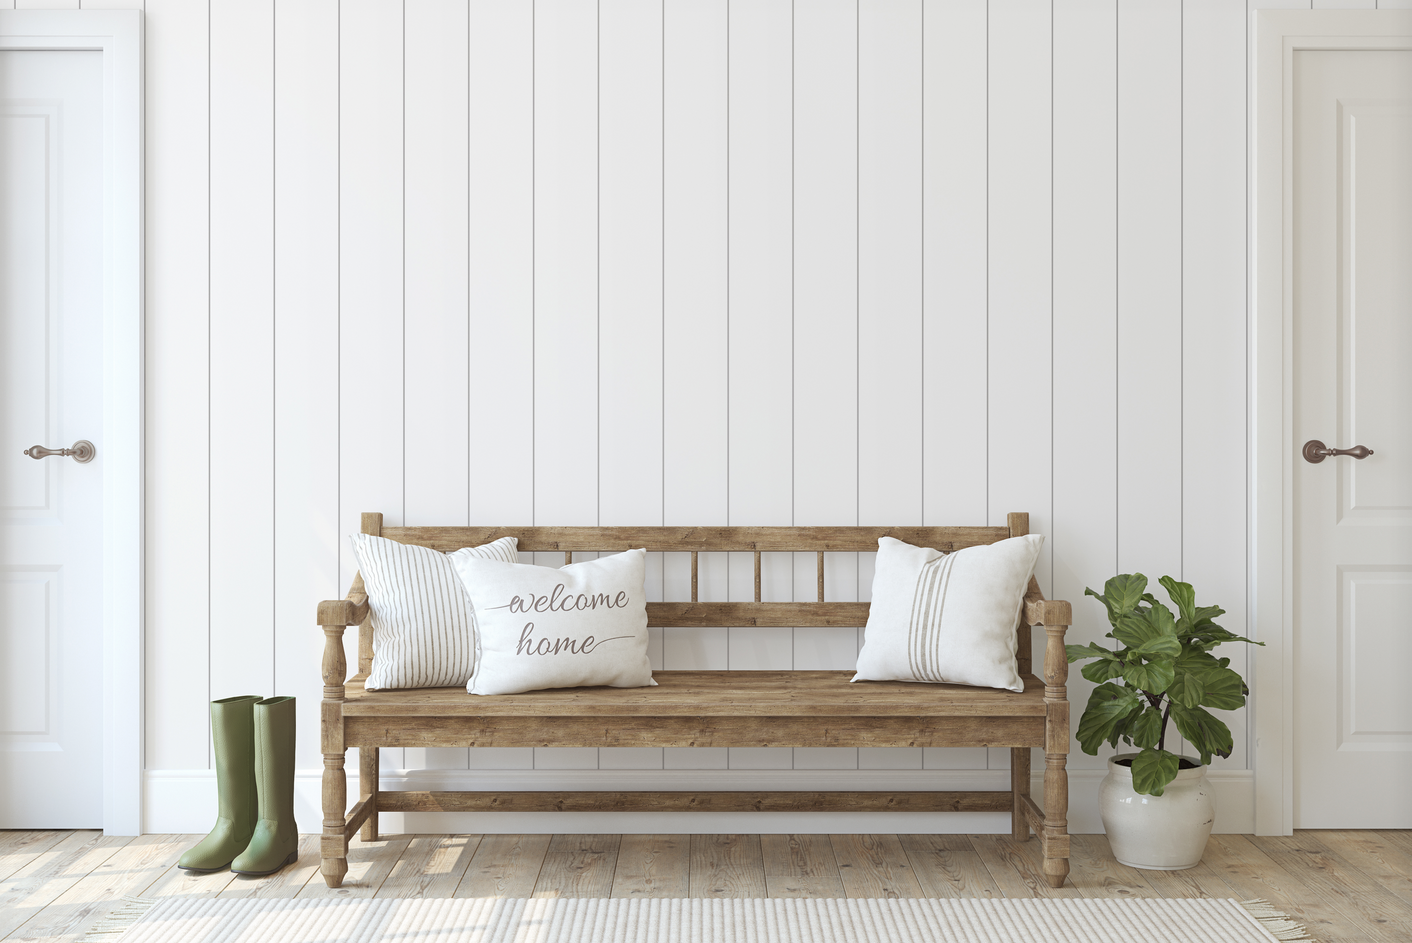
[1339,99,1412,520]
[0,49,104,827]
[1294,49,1412,828]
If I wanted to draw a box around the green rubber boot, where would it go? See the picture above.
[232,697,299,876]
[178,695,261,872]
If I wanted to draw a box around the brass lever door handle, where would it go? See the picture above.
[1303,439,1373,464]
[23,440,95,463]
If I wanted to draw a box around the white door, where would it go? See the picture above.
[0,49,105,827]
[1294,48,1412,827]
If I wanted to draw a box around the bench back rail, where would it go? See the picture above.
[354,511,1035,678]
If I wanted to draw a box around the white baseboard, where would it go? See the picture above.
[143,767,1254,835]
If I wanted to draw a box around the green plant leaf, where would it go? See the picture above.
[1176,647,1222,673]
[1081,658,1128,684]
[1106,574,1149,617]
[1086,575,1149,627]
[1129,634,1182,658]
[1112,604,1178,650]
[1171,704,1233,765]
[1159,576,1196,624]
[1187,625,1262,651]
[1122,658,1176,694]
[1127,706,1165,749]
[1131,749,1182,797]
[1191,604,1226,626]
[1167,671,1206,708]
[1076,683,1141,756]
[1066,642,1117,663]
[1198,667,1246,710]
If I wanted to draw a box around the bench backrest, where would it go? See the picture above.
[357,511,1034,679]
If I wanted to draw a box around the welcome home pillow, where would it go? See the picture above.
[853,534,1044,693]
[350,533,518,691]
[451,548,655,696]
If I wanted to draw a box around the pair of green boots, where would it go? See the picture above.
[178,695,299,876]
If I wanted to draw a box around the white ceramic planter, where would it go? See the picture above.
[1099,753,1216,870]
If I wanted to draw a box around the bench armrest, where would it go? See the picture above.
[1024,591,1072,630]
[318,592,369,627]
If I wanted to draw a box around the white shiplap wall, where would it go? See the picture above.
[94,0,1334,830]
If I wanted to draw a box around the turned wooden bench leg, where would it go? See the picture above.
[321,752,349,887]
[319,618,351,888]
[359,747,379,842]
[1042,752,1071,887]
[1011,747,1031,841]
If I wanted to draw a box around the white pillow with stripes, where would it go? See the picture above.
[350,533,518,691]
[852,534,1044,693]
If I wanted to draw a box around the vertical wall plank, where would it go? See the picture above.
[339,0,404,550]
[793,0,858,532]
[274,0,341,771]
[1116,0,1182,580]
[468,0,535,528]
[921,0,988,526]
[208,0,275,707]
[404,0,470,528]
[859,0,921,529]
[793,0,859,693]
[534,0,599,528]
[1183,0,1249,768]
[728,0,793,529]
[599,0,664,527]
[663,0,728,532]
[661,0,729,694]
[1053,0,1119,771]
[144,0,209,769]
[987,0,1052,771]
[856,0,923,769]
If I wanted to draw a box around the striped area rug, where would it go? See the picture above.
[101,896,1313,943]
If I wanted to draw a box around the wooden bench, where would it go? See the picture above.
[316,512,1073,889]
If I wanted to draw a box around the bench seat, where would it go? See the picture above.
[343,670,1047,751]
[344,670,1047,717]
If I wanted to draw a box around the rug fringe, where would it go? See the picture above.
[1239,899,1318,942]
[77,896,158,942]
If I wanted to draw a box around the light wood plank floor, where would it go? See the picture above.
[1,831,1408,942]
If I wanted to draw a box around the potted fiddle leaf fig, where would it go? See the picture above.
[1067,574,1262,870]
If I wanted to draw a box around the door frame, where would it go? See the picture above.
[0,10,143,835]
[1251,9,1412,836]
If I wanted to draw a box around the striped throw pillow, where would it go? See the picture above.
[350,533,518,690]
[852,534,1043,692]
